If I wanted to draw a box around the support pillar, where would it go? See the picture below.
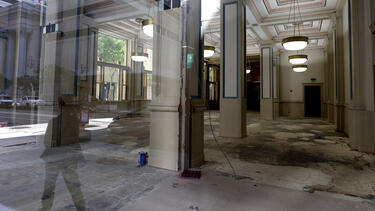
[39,0,85,147]
[150,0,204,170]
[346,0,375,152]
[333,15,346,132]
[219,0,246,138]
[149,8,181,171]
[273,52,280,119]
[260,43,276,120]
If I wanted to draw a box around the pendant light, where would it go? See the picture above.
[203,23,216,58]
[141,1,153,37]
[282,0,308,51]
[292,64,308,72]
[131,21,148,62]
[131,52,149,62]
[288,54,308,65]
[204,46,215,58]
[142,19,153,37]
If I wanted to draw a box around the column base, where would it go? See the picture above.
[347,107,375,153]
[149,105,179,171]
[260,99,274,120]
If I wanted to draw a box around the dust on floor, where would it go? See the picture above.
[203,111,375,199]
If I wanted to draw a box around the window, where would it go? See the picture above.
[144,48,152,100]
[122,70,127,100]
[96,67,103,100]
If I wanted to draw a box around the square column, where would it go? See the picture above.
[149,8,181,171]
[219,0,247,138]
[260,44,277,120]
[39,0,89,147]
[332,15,346,132]
[345,0,375,153]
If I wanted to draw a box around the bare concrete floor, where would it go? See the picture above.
[0,112,374,210]
[204,111,375,199]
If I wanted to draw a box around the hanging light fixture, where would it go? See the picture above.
[131,52,149,62]
[292,64,308,72]
[204,46,215,58]
[142,19,153,37]
[288,54,308,64]
[246,69,251,74]
[282,0,308,51]
[131,21,148,62]
[203,22,216,58]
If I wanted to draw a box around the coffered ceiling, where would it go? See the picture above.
[204,0,341,57]
[69,0,341,55]
[0,0,340,55]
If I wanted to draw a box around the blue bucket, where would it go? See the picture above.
[138,152,148,166]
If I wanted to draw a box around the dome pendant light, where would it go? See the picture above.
[282,0,309,51]
[142,19,153,37]
[282,36,309,51]
[131,25,148,63]
[292,65,308,72]
[131,52,149,62]
[204,46,215,58]
[288,54,308,65]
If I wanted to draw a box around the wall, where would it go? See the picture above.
[279,48,326,117]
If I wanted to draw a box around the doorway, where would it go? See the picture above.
[247,82,260,111]
[304,85,321,117]
[207,64,220,110]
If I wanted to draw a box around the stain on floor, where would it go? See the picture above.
[204,111,375,198]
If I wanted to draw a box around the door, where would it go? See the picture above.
[305,86,321,117]
[247,82,260,111]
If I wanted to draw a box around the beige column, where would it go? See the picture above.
[326,26,335,124]
[273,52,280,118]
[345,0,375,153]
[39,0,85,147]
[150,0,204,170]
[149,8,181,171]
[184,0,205,168]
[332,14,346,131]
[260,43,276,120]
[219,0,247,138]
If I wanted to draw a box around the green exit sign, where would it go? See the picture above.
[187,53,194,69]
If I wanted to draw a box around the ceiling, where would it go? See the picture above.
[203,0,341,57]
[0,0,342,54]
[84,0,340,55]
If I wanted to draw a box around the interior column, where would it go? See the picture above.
[260,43,275,120]
[346,0,375,152]
[219,0,246,138]
[149,8,181,171]
[39,0,84,147]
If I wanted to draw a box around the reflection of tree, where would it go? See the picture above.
[98,34,125,65]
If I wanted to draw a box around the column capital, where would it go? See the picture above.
[259,41,275,48]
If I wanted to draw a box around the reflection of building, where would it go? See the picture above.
[0,0,153,110]
[0,1,42,98]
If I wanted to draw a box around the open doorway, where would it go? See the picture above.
[304,84,322,117]
[207,64,220,110]
[246,56,260,111]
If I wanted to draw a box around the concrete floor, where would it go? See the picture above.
[204,111,375,198]
[0,112,374,210]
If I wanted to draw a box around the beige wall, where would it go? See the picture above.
[279,49,326,117]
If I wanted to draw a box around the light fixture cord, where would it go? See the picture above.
[297,0,303,36]
[293,0,296,36]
